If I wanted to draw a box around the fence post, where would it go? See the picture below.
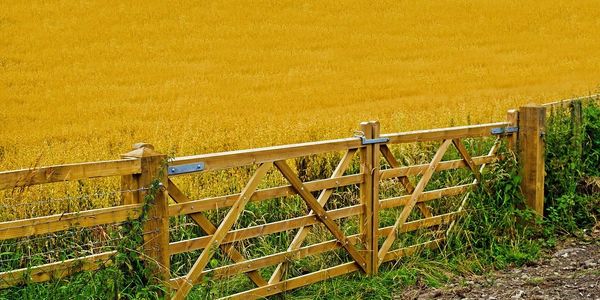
[359,121,379,275]
[369,121,381,275]
[507,109,519,153]
[571,100,583,158]
[121,143,171,282]
[518,105,546,216]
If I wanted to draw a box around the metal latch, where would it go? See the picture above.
[168,162,205,175]
[354,131,390,145]
[360,137,390,145]
[491,126,519,135]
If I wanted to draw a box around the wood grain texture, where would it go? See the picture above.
[0,251,115,288]
[519,105,546,216]
[0,159,141,190]
[122,145,171,282]
[0,204,143,241]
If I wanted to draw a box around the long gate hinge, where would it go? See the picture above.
[491,126,519,135]
[168,162,205,175]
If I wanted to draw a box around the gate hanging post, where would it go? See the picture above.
[359,121,380,275]
[518,105,546,216]
[121,143,171,283]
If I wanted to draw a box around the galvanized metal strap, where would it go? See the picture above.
[491,126,519,135]
[168,163,205,175]
[360,137,390,145]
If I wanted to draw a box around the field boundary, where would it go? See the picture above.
[0,95,596,299]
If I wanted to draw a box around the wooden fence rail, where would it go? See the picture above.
[0,95,596,298]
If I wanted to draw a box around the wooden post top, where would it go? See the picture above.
[121,143,164,158]
[521,104,546,109]
[360,120,379,125]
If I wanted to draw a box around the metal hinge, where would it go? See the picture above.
[491,126,519,135]
[168,162,205,175]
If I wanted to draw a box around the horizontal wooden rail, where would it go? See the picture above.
[0,159,141,190]
[382,122,509,144]
[382,238,444,263]
[385,154,495,179]
[171,212,456,289]
[224,261,359,300]
[380,184,476,210]
[170,139,362,173]
[380,154,497,180]
[170,232,365,288]
[0,204,143,241]
[168,174,364,215]
[169,204,363,255]
[0,251,115,288]
[378,212,459,237]
[542,94,599,108]
[218,237,445,300]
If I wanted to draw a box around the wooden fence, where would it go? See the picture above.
[0,96,595,299]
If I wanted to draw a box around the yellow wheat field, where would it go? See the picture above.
[1,0,600,170]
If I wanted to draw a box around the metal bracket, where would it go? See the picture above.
[491,126,519,135]
[360,137,390,145]
[168,162,205,175]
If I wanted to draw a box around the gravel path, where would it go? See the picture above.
[397,227,600,300]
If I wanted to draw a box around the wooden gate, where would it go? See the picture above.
[164,121,510,299]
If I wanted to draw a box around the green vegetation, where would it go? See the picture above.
[544,101,600,236]
[1,100,599,300]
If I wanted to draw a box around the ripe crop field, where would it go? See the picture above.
[1,0,600,170]
[2,2,600,298]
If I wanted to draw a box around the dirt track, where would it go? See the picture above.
[398,227,600,300]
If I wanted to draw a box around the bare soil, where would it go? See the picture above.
[397,226,600,300]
